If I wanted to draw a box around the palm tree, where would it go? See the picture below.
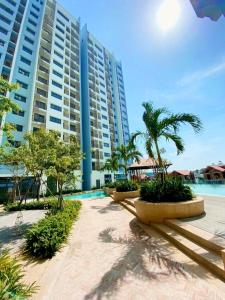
[142,101,202,180]
[101,152,120,173]
[116,134,142,179]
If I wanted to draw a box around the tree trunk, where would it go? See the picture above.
[36,171,43,201]
[58,182,63,210]
[154,140,164,183]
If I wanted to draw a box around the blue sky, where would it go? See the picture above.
[61,0,225,170]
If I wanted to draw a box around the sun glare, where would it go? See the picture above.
[156,0,181,32]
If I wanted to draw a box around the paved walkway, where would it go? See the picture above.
[0,209,46,254]
[182,195,225,238]
[22,197,225,300]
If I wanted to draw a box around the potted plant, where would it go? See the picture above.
[104,182,117,195]
[135,177,204,223]
[113,180,140,202]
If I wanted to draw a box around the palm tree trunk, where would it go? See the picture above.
[154,140,164,183]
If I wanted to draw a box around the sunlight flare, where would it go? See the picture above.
[156,0,181,32]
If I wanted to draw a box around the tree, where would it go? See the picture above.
[22,129,59,201]
[142,101,202,181]
[116,134,142,179]
[0,77,20,139]
[0,145,25,202]
[46,135,83,209]
[101,152,121,173]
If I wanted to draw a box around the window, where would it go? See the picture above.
[28,18,37,27]
[103,133,109,138]
[50,116,61,124]
[34,113,45,123]
[32,4,40,12]
[24,36,34,44]
[0,39,4,46]
[37,88,47,97]
[0,27,8,35]
[99,68,104,74]
[95,44,102,53]
[102,115,107,120]
[16,124,23,132]
[12,110,25,117]
[40,56,50,63]
[56,25,65,34]
[35,101,46,109]
[39,65,48,73]
[54,50,63,59]
[51,91,62,100]
[70,124,76,131]
[38,76,47,84]
[53,69,63,78]
[41,46,50,54]
[0,3,13,15]
[26,27,35,35]
[15,94,26,102]
[101,106,107,112]
[101,98,106,103]
[99,75,104,80]
[52,80,62,89]
[30,11,38,19]
[6,0,16,6]
[55,42,64,50]
[22,46,32,55]
[55,33,64,42]
[57,18,65,27]
[51,103,62,112]
[0,14,11,24]
[53,60,63,69]
[20,56,31,65]
[100,82,105,88]
[102,124,108,129]
[18,68,29,77]
[104,152,110,157]
[17,80,28,89]
[57,10,69,22]
[104,143,109,147]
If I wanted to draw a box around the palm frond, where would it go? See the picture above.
[163,132,185,155]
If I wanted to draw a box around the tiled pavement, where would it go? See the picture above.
[21,196,225,300]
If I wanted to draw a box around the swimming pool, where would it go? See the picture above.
[64,190,107,200]
[187,184,225,197]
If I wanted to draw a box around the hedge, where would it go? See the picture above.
[116,180,139,192]
[26,201,81,258]
[5,198,58,212]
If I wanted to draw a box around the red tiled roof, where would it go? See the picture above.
[206,165,225,172]
[128,158,171,170]
[172,170,191,176]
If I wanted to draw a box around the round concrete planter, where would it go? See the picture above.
[104,187,116,195]
[134,197,204,224]
[113,190,140,202]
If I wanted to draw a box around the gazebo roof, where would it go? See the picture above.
[128,158,172,170]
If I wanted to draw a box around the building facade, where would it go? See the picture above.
[0,0,129,190]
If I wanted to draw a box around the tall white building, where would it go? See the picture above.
[0,0,130,190]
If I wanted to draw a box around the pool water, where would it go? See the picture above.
[187,184,225,197]
[64,190,106,200]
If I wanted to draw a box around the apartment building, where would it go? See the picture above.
[81,25,129,190]
[0,0,130,190]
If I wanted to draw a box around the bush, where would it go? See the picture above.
[105,182,117,188]
[26,201,81,258]
[5,198,58,212]
[116,180,138,192]
[140,177,193,203]
[0,250,37,299]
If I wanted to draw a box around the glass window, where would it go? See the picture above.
[51,91,62,100]
[22,46,32,55]
[14,94,26,102]
[24,36,34,45]
[52,80,62,89]
[50,116,61,124]
[17,80,28,89]
[53,60,63,69]
[53,69,63,78]
[16,124,23,132]
[50,103,62,112]
[20,56,31,65]
[18,68,29,77]
[0,3,13,15]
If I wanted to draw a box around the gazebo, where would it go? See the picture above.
[128,158,172,181]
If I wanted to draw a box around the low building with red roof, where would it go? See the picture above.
[203,165,225,180]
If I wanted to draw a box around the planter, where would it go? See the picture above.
[113,190,140,202]
[104,187,116,195]
[134,197,204,224]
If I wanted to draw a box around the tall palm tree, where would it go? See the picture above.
[116,134,142,179]
[102,152,120,173]
[142,102,202,178]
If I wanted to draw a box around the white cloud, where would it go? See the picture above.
[178,58,225,87]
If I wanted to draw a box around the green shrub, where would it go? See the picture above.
[140,177,193,203]
[5,198,58,212]
[116,180,138,192]
[0,250,37,299]
[26,201,81,258]
[105,182,117,188]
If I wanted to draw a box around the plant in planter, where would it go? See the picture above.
[103,182,117,195]
[140,177,193,203]
[113,180,140,201]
